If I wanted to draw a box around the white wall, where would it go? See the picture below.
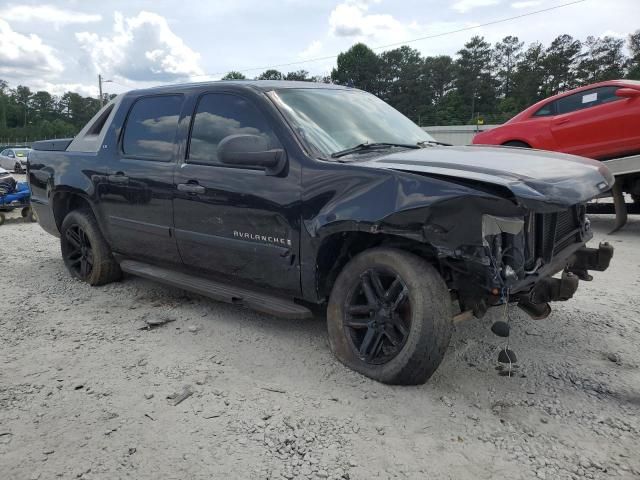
[423,125,500,146]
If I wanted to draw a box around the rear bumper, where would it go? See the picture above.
[31,199,60,237]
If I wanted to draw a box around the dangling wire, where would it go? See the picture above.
[503,289,514,377]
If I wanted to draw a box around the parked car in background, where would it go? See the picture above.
[0,166,12,183]
[473,80,640,158]
[0,147,31,173]
[472,80,640,203]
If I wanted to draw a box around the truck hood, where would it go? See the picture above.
[359,145,614,210]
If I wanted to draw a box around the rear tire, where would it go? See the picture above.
[0,213,5,226]
[60,209,121,286]
[327,248,453,385]
[503,141,531,148]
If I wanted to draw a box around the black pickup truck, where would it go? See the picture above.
[29,81,614,384]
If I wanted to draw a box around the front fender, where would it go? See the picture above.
[305,169,523,249]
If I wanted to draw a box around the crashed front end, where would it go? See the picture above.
[450,205,613,318]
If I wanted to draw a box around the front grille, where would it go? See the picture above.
[531,206,583,263]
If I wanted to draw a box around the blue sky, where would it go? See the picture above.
[1,0,639,97]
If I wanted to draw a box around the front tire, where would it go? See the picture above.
[60,209,121,286]
[327,248,453,385]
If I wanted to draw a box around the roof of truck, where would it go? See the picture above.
[128,80,352,95]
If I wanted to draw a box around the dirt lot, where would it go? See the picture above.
[1,183,639,479]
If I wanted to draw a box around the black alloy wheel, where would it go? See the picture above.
[59,209,121,286]
[327,247,453,385]
[344,268,411,364]
[63,223,94,280]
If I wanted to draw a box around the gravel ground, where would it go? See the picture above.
[1,180,639,479]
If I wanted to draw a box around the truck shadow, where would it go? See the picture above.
[0,213,32,226]
[588,213,640,236]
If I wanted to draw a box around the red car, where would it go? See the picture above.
[473,80,640,160]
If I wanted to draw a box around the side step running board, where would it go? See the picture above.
[119,260,312,320]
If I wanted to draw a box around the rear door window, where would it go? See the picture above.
[122,95,183,161]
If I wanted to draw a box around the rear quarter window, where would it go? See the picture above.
[533,102,556,117]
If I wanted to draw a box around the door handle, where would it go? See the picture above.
[107,173,129,184]
[556,119,571,125]
[177,183,205,194]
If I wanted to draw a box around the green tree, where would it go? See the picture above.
[331,43,380,93]
[494,36,524,97]
[542,34,582,94]
[221,71,246,80]
[0,80,8,130]
[284,70,311,81]
[577,36,626,84]
[424,55,455,102]
[417,55,455,126]
[257,69,283,80]
[378,46,426,122]
[256,69,282,80]
[627,30,640,79]
[14,85,32,127]
[512,42,547,110]
[455,36,497,123]
[31,91,56,122]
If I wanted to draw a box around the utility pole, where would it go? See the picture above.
[98,74,103,106]
[98,74,113,106]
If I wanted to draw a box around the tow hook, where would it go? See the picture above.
[517,271,580,320]
[518,300,551,320]
[567,242,614,281]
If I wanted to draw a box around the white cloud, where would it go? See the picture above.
[0,4,101,28]
[329,1,406,38]
[0,19,63,80]
[510,1,542,8]
[34,81,98,97]
[76,11,204,82]
[452,0,501,14]
[299,40,323,58]
[328,0,424,48]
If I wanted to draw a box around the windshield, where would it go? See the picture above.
[268,88,436,158]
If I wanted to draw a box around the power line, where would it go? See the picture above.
[191,0,587,78]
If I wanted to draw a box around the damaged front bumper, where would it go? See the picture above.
[514,242,613,318]
[454,207,613,318]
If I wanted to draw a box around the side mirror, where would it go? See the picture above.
[218,134,286,175]
[615,88,640,99]
[7,152,14,158]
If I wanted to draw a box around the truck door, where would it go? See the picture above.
[99,94,183,264]
[173,92,301,294]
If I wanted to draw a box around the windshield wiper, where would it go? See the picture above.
[417,139,451,147]
[330,142,419,159]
